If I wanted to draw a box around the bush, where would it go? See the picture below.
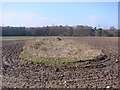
[34,42,41,49]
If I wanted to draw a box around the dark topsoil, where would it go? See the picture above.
[2,37,119,88]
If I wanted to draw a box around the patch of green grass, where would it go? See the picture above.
[1,36,79,41]
[1,36,36,41]
[19,54,101,68]
[1,36,55,41]
[19,54,79,67]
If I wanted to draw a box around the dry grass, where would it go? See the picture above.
[20,37,103,67]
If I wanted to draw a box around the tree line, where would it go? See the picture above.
[1,25,119,37]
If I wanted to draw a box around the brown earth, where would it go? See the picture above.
[2,37,119,88]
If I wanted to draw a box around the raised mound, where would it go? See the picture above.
[20,37,104,67]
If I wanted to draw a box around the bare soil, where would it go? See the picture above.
[2,37,119,88]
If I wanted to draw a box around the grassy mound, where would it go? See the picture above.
[20,37,104,67]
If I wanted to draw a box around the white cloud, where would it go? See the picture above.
[2,11,62,26]
[1,12,117,29]
[79,15,117,29]
[79,15,98,27]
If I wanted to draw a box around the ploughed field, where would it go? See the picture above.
[2,37,119,88]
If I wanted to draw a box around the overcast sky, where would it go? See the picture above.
[0,2,118,29]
